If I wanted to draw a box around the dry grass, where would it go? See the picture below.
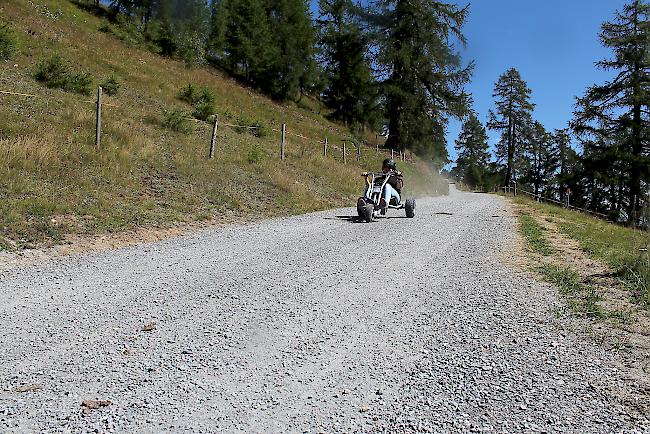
[0,0,446,251]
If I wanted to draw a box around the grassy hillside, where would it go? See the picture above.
[0,0,447,251]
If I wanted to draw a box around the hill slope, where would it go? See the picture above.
[0,0,446,251]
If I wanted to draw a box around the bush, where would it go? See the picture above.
[162,110,193,134]
[247,143,264,164]
[64,72,94,96]
[198,88,215,105]
[252,121,269,138]
[178,84,216,121]
[178,83,200,104]
[101,75,120,96]
[34,55,69,89]
[178,83,215,105]
[192,100,215,121]
[235,115,253,134]
[34,55,94,95]
[0,24,17,61]
[176,32,206,67]
[235,116,267,137]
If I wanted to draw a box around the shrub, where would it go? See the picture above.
[235,115,252,134]
[178,83,200,104]
[34,55,69,89]
[178,84,216,121]
[64,72,93,96]
[162,110,193,134]
[198,87,215,105]
[252,121,269,138]
[176,32,206,67]
[0,23,17,61]
[234,116,267,137]
[34,55,94,95]
[101,75,120,96]
[247,143,264,164]
[192,100,215,121]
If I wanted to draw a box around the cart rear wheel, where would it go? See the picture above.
[362,204,374,223]
[357,198,366,218]
[405,198,416,218]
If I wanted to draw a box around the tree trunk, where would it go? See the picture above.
[628,103,642,226]
[505,113,513,186]
[558,143,566,203]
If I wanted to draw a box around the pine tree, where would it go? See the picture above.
[452,112,491,188]
[577,136,629,218]
[264,0,317,101]
[553,128,572,201]
[136,0,211,65]
[487,68,535,187]
[210,0,275,82]
[211,0,316,101]
[368,0,472,166]
[522,121,558,197]
[318,0,379,130]
[572,0,649,225]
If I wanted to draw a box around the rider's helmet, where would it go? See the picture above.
[382,158,397,170]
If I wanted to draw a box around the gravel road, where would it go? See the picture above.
[1,187,648,433]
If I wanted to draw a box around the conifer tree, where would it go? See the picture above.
[522,121,558,197]
[264,0,317,100]
[452,112,491,188]
[211,0,316,101]
[552,128,573,201]
[318,0,379,130]
[572,0,649,224]
[487,68,535,186]
[367,0,472,166]
[210,0,275,82]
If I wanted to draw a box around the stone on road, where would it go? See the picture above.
[0,188,647,433]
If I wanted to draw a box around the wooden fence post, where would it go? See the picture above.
[356,144,361,161]
[342,141,347,164]
[209,115,219,159]
[95,86,102,150]
[391,148,394,160]
[375,134,379,153]
[324,137,328,157]
[281,123,286,160]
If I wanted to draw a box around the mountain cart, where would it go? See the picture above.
[356,172,416,223]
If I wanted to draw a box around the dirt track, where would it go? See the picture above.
[1,187,648,433]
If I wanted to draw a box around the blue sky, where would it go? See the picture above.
[445,0,628,165]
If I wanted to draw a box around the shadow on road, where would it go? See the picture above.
[324,215,368,223]
[325,215,414,222]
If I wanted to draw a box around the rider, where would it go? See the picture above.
[380,158,403,208]
[361,158,403,209]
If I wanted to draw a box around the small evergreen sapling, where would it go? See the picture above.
[101,75,121,96]
[0,23,17,61]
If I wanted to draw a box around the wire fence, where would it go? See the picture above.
[500,185,629,225]
[1,85,412,165]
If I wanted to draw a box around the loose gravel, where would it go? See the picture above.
[1,187,648,433]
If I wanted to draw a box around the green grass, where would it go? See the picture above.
[540,264,604,318]
[514,197,650,308]
[0,0,446,251]
[518,212,555,256]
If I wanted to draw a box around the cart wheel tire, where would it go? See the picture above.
[362,204,374,223]
[356,198,366,218]
[405,198,416,218]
